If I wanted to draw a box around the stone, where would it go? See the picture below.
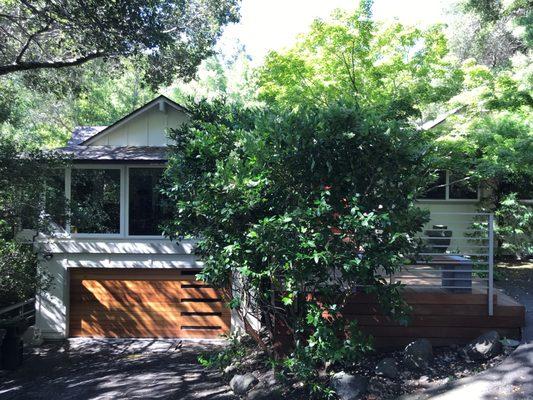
[230,373,259,395]
[404,339,433,370]
[246,386,282,400]
[224,364,238,375]
[463,331,502,360]
[375,357,399,379]
[261,369,278,386]
[331,372,368,400]
[501,338,520,348]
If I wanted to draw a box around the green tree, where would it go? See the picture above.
[447,0,531,69]
[0,0,240,88]
[164,98,430,388]
[258,4,462,119]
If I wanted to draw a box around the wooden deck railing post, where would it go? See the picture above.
[488,213,494,316]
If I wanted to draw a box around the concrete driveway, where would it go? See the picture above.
[0,338,237,400]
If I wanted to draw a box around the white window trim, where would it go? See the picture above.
[417,170,480,203]
[65,164,167,239]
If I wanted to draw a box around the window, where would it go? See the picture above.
[70,168,121,234]
[128,168,168,236]
[420,171,446,200]
[448,173,478,199]
[45,170,67,229]
[419,171,478,201]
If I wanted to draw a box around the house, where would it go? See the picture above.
[35,95,524,346]
[35,95,232,340]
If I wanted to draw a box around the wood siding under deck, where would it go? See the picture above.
[344,287,525,348]
[69,268,230,339]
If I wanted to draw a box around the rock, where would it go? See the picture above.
[501,338,520,348]
[230,373,259,395]
[224,364,238,375]
[261,369,278,386]
[246,386,282,400]
[463,331,502,360]
[375,357,399,379]
[404,339,433,370]
[331,372,368,400]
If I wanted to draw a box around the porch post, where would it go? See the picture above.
[488,213,494,316]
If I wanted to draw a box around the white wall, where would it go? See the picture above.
[35,238,202,339]
[91,106,187,146]
[416,201,482,254]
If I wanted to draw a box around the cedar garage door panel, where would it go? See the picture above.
[69,268,230,338]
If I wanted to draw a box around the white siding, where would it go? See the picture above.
[90,105,187,147]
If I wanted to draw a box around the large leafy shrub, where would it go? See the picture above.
[164,98,430,385]
[0,138,63,306]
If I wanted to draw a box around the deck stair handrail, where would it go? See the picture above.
[0,298,36,330]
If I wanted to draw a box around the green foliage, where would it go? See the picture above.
[494,194,533,259]
[448,0,531,69]
[197,335,247,369]
[258,5,462,118]
[0,137,64,306]
[164,97,430,370]
[0,0,240,88]
[0,241,51,307]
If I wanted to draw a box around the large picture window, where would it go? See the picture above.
[419,171,478,201]
[128,168,167,236]
[70,168,121,234]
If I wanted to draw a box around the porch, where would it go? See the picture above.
[344,212,526,348]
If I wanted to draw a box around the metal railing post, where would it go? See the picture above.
[488,213,494,316]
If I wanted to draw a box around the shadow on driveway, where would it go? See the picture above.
[0,338,237,400]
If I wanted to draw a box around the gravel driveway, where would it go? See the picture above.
[0,338,237,400]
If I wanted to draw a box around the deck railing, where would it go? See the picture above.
[0,298,36,327]
[393,212,495,315]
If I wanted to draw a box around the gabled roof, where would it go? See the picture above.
[80,94,187,146]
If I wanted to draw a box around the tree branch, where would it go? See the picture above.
[0,51,104,75]
[16,25,50,63]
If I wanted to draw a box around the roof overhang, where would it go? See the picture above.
[53,145,168,163]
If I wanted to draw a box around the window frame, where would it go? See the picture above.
[417,170,480,203]
[64,164,167,239]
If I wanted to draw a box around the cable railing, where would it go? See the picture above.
[393,212,494,315]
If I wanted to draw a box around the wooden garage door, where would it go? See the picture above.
[69,268,231,338]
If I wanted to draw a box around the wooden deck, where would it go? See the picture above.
[343,286,525,348]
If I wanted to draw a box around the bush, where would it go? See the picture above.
[495,194,533,260]
[164,98,430,378]
[0,240,51,307]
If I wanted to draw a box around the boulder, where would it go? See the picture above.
[246,386,282,400]
[230,373,259,395]
[463,331,502,360]
[404,339,433,370]
[331,372,368,400]
[375,357,399,379]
